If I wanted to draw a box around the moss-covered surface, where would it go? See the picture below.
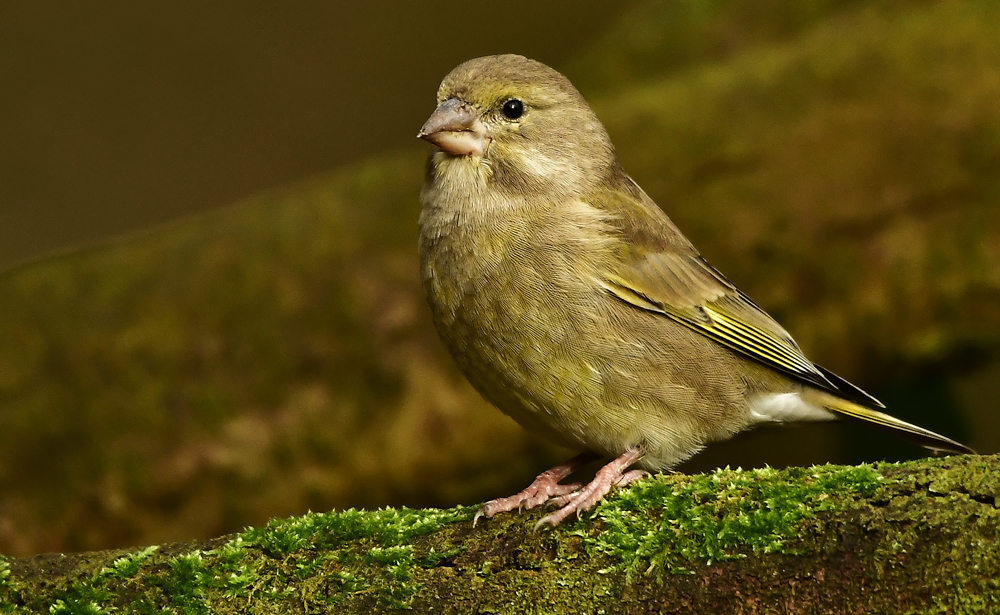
[3,454,997,614]
[588,464,882,577]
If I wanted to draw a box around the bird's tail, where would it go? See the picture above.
[808,392,974,455]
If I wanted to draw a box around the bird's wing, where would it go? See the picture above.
[587,183,885,409]
[601,253,847,393]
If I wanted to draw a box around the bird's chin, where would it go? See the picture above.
[424,130,488,158]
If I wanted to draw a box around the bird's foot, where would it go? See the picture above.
[547,467,649,510]
[534,448,645,530]
[473,451,598,526]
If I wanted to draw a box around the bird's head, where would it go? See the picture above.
[418,54,618,199]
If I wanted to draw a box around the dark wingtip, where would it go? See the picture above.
[813,364,886,409]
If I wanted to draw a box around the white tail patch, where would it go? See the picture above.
[750,392,836,423]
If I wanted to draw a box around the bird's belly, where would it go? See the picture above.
[424,253,756,469]
[432,273,605,445]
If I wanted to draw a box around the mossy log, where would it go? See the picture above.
[2,454,997,614]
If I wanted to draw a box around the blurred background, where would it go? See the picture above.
[1,0,998,557]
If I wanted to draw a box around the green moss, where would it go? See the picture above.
[245,505,473,554]
[0,559,11,615]
[103,546,158,579]
[13,464,871,612]
[20,550,161,614]
[3,457,999,613]
[244,506,474,608]
[0,505,476,613]
[586,464,882,576]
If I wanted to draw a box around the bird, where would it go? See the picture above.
[416,54,973,529]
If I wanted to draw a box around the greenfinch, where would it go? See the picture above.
[417,54,972,528]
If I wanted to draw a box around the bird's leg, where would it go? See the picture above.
[534,448,644,530]
[473,451,599,526]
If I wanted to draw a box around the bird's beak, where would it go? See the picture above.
[417,98,488,157]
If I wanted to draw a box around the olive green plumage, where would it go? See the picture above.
[417,54,970,478]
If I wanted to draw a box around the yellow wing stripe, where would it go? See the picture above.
[704,308,805,366]
[703,307,819,376]
[601,275,833,390]
[699,318,796,369]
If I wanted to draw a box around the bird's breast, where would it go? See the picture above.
[418,188,624,443]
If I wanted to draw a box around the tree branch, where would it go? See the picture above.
[3,454,998,614]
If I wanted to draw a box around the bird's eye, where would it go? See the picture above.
[501,99,524,120]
